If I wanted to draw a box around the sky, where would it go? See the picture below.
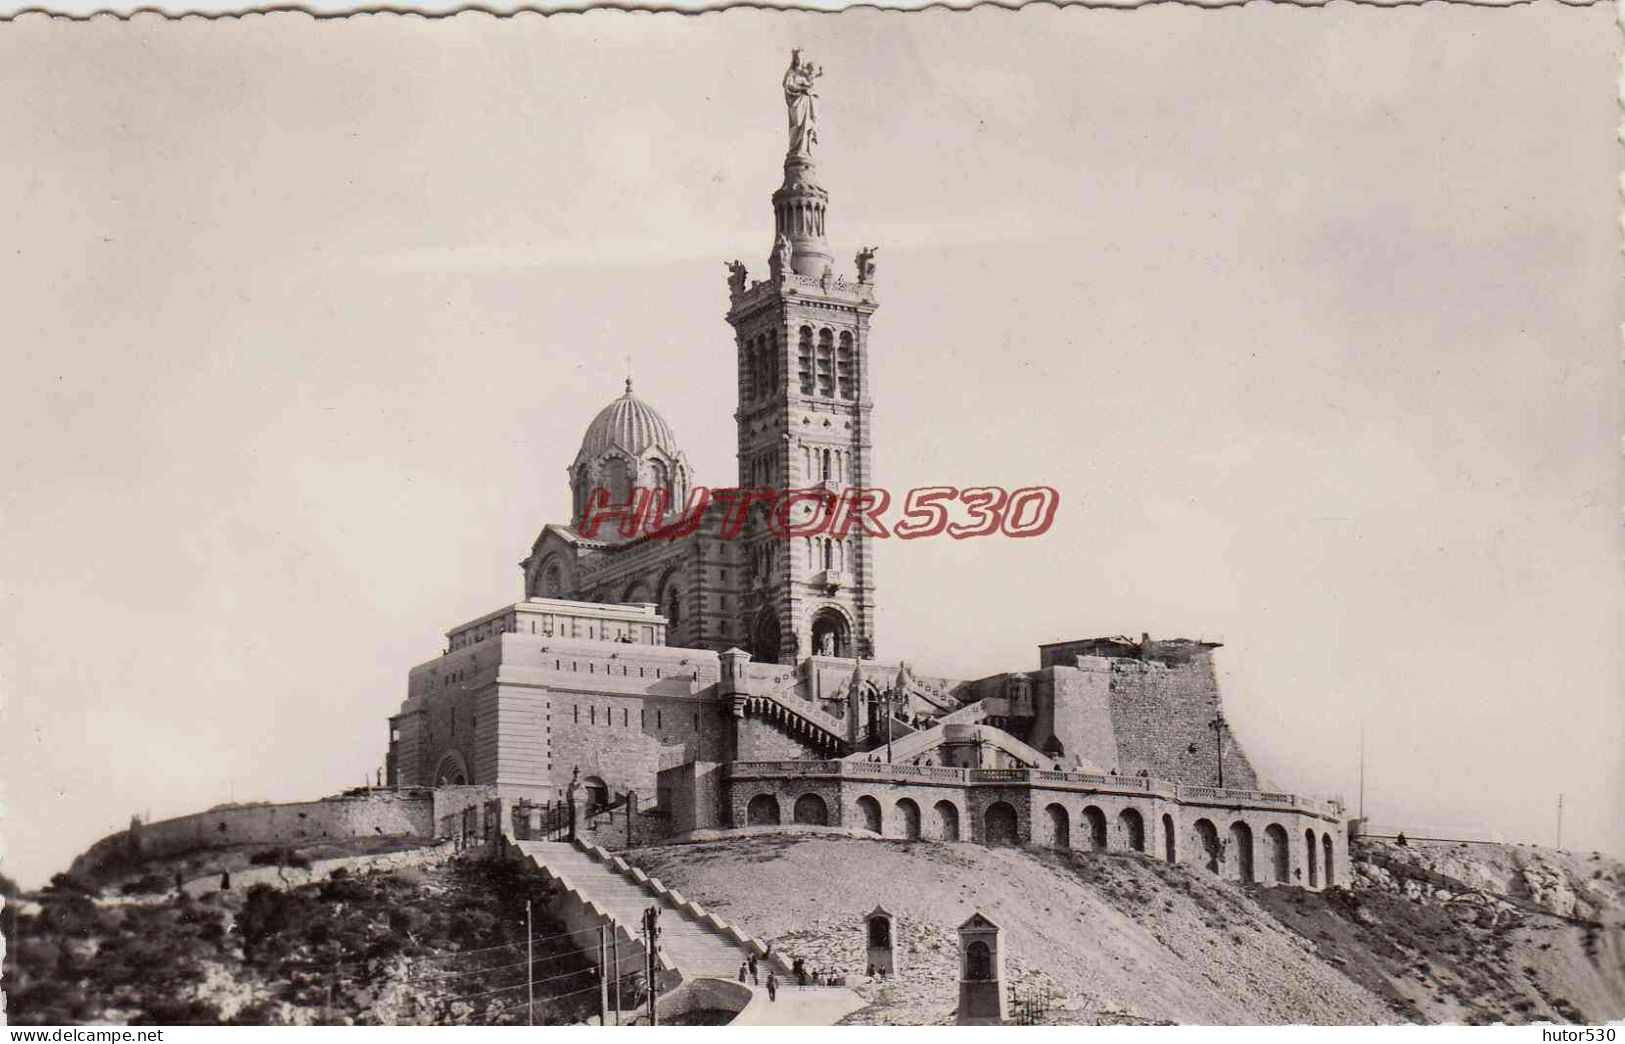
[0,4,1619,887]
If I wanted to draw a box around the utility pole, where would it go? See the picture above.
[1208,712,1227,788]
[610,921,620,1025]
[598,924,610,1025]
[1358,724,1366,820]
[886,689,894,764]
[525,899,535,1026]
[1556,793,1564,850]
[642,905,661,1026]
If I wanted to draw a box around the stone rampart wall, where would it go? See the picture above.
[721,766,1346,890]
[69,790,436,880]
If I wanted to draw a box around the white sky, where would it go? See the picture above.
[1,4,1619,887]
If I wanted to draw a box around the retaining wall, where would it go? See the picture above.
[69,790,438,880]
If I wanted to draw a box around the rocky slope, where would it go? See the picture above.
[625,834,1625,1025]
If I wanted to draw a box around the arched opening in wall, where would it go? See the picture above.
[433,752,469,786]
[583,776,610,811]
[604,457,634,507]
[896,798,921,841]
[792,793,828,826]
[1162,814,1177,863]
[1045,803,1070,849]
[810,607,851,658]
[622,580,652,605]
[965,941,992,981]
[1118,808,1146,852]
[1305,829,1320,888]
[752,610,782,664]
[535,558,566,599]
[660,582,683,642]
[934,801,960,841]
[1082,806,1108,851]
[1322,833,1335,887]
[856,795,883,833]
[1229,821,1255,883]
[1195,818,1222,873]
[747,794,782,827]
[1265,824,1290,884]
[984,801,1018,846]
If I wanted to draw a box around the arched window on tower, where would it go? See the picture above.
[798,326,815,396]
[604,457,633,506]
[816,329,835,397]
[837,331,855,400]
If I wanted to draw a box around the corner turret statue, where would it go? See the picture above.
[726,259,748,298]
[770,233,793,282]
[856,246,877,285]
[783,49,822,158]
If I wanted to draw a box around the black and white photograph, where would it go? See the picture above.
[0,3,1620,1030]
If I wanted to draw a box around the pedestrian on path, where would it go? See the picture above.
[749,953,760,985]
[738,960,748,983]
[766,972,778,1002]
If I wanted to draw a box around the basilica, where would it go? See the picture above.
[384,56,1349,888]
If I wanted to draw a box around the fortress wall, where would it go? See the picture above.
[69,790,436,881]
[547,692,730,803]
[721,771,1344,888]
[494,684,551,788]
[1094,654,1261,789]
[1043,667,1120,772]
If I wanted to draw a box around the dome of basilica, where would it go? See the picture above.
[573,378,683,466]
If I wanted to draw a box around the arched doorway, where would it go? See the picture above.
[747,794,781,826]
[1118,808,1146,852]
[1082,806,1108,850]
[810,607,851,658]
[659,581,683,641]
[1045,803,1070,849]
[792,793,829,826]
[1229,821,1255,883]
[934,800,960,841]
[1305,829,1320,888]
[583,776,610,810]
[856,795,883,833]
[433,751,470,786]
[752,610,782,664]
[1195,818,1222,873]
[896,798,921,840]
[984,801,1018,845]
[1162,814,1177,863]
[1265,824,1290,883]
[1322,833,1335,887]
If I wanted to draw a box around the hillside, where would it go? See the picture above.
[3,853,608,1026]
[7,832,1621,1025]
[626,834,1625,1025]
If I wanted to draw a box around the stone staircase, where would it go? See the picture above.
[737,683,851,755]
[513,839,784,980]
[843,699,988,764]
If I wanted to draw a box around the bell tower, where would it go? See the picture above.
[725,50,879,665]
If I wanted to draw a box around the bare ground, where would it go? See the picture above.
[624,834,1625,1026]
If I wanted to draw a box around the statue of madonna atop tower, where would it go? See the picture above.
[783,49,822,158]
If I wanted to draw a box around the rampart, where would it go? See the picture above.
[68,789,437,881]
[722,761,1348,890]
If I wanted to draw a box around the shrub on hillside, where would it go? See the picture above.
[249,847,313,869]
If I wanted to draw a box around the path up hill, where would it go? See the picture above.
[623,834,1625,1025]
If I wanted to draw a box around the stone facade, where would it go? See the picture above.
[721,761,1348,890]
